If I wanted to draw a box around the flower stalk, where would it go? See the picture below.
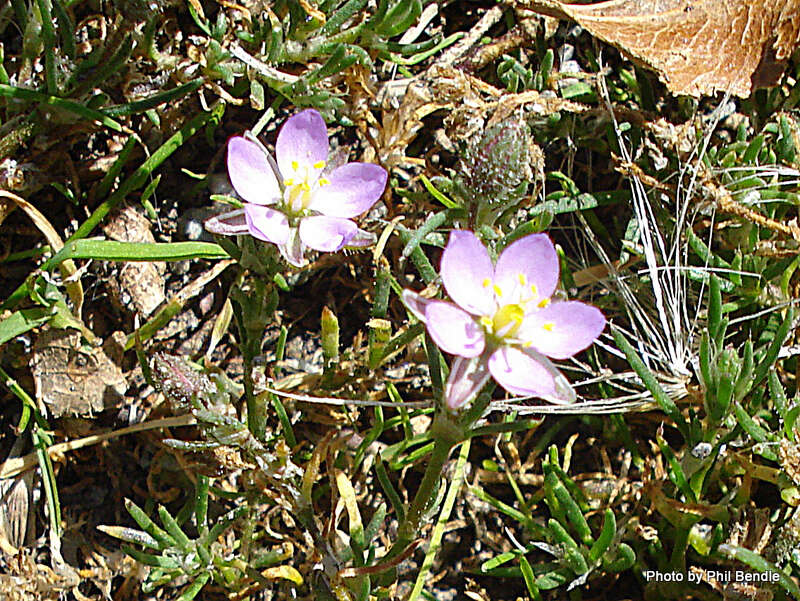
[385,411,464,560]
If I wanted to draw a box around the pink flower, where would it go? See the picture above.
[403,231,606,410]
[206,109,388,267]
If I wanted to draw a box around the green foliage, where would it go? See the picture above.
[478,446,634,594]
[99,486,300,599]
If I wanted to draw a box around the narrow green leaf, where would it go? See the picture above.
[547,518,578,549]
[0,84,122,131]
[612,327,689,439]
[481,551,518,571]
[470,486,529,524]
[603,543,635,572]
[708,274,722,342]
[752,308,794,389]
[719,544,800,598]
[50,240,228,263]
[102,78,204,117]
[121,545,181,569]
[519,556,542,600]
[588,509,615,563]
[195,476,209,531]
[419,174,459,209]
[732,402,771,444]
[0,307,52,346]
[97,525,160,549]
[733,339,754,402]
[125,499,175,549]
[375,453,405,524]
[562,544,589,574]
[549,475,592,545]
[321,0,367,35]
[656,434,696,502]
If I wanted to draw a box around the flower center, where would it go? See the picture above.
[282,159,330,213]
[492,303,524,337]
[479,271,552,341]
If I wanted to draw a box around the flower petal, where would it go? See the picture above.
[488,346,575,403]
[423,300,485,358]
[204,209,249,236]
[275,109,329,176]
[244,204,289,244]
[227,136,280,205]
[440,230,496,315]
[519,301,605,359]
[345,227,376,248]
[494,234,559,304]
[279,228,306,267]
[445,354,492,410]
[298,216,357,252]
[401,289,434,322]
[308,163,387,218]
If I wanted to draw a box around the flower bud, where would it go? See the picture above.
[458,119,532,216]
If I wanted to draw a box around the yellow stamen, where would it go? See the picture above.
[493,285,503,297]
[319,177,330,186]
[481,278,491,288]
[517,273,527,285]
[530,284,538,297]
[301,182,311,191]
[543,322,554,332]
[291,160,299,171]
[479,316,493,330]
[283,178,295,186]
[313,160,326,169]
[537,298,550,308]
[523,340,533,347]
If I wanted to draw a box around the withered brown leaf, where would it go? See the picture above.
[519,0,800,97]
[30,329,127,418]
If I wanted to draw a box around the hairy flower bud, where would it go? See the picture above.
[459,119,532,210]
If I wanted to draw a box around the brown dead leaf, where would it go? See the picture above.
[518,0,800,97]
[779,439,800,486]
[102,206,165,316]
[30,329,127,418]
[0,467,33,555]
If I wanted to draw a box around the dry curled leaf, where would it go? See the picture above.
[519,0,800,97]
[30,329,127,418]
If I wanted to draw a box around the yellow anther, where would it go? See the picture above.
[479,316,493,329]
[530,284,538,297]
[319,177,330,186]
[291,160,299,171]
[543,322,554,332]
[482,278,491,288]
[301,182,311,191]
[537,298,551,308]
[284,178,295,186]
[517,273,527,285]
[493,284,503,297]
[313,160,326,169]
[523,340,533,347]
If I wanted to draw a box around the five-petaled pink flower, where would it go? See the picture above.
[205,109,388,266]
[403,231,605,410]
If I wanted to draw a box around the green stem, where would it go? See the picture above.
[386,413,463,558]
[244,354,265,441]
[396,438,453,551]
